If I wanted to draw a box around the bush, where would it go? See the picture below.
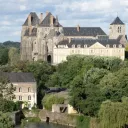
[76,115,90,128]
[42,95,65,110]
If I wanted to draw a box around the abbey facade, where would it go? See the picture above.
[21,12,127,64]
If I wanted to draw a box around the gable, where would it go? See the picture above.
[89,42,106,49]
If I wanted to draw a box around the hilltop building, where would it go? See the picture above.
[21,12,127,64]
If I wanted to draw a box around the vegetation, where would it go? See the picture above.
[99,97,128,128]
[76,115,90,128]
[0,111,14,128]
[42,94,65,110]
[21,117,41,128]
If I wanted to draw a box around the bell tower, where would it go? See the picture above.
[109,17,125,39]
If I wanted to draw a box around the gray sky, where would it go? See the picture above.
[0,0,128,42]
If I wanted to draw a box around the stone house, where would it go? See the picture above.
[21,11,127,64]
[0,72,37,109]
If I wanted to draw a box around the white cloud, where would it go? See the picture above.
[20,5,27,11]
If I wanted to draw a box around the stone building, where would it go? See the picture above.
[21,12,127,63]
[0,72,37,109]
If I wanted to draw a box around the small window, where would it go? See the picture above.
[119,44,122,48]
[120,27,121,33]
[77,45,81,48]
[84,44,87,48]
[28,87,31,92]
[106,44,109,48]
[118,27,120,33]
[19,96,22,101]
[113,44,116,48]
[28,95,31,101]
[19,87,22,92]
[72,45,75,48]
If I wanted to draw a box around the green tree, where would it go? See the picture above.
[99,98,128,128]
[0,47,8,65]
[0,111,14,128]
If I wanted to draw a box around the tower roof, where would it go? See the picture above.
[110,17,124,25]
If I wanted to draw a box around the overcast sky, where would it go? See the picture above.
[0,0,128,42]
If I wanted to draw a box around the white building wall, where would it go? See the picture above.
[53,45,125,64]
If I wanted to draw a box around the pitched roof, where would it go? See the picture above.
[110,17,124,25]
[23,12,39,26]
[0,72,36,83]
[39,12,62,27]
[63,27,106,37]
[57,38,124,48]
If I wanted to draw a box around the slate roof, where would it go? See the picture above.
[23,12,39,26]
[0,72,36,83]
[63,27,106,37]
[39,12,62,27]
[110,17,124,25]
[57,38,124,48]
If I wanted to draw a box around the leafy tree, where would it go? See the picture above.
[0,47,8,65]
[0,111,14,128]
[8,47,20,66]
[0,77,15,100]
[99,97,128,128]
[42,95,65,110]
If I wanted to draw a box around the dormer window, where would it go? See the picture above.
[72,45,75,48]
[77,45,81,48]
[106,44,109,48]
[113,44,116,48]
[119,44,122,48]
[84,44,87,48]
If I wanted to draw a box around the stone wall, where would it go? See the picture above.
[39,110,77,127]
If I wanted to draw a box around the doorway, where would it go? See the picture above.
[47,55,51,63]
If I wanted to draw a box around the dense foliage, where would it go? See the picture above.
[0,111,14,128]
[99,97,128,128]
[42,94,65,110]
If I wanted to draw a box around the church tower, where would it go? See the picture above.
[109,17,125,39]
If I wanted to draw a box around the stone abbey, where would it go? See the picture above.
[21,12,127,64]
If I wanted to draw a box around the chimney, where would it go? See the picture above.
[28,14,31,26]
[40,13,43,24]
[77,25,80,32]
[50,15,54,26]
[29,26,32,35]
[46,11,49,16]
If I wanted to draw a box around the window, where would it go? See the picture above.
[106,44,109,48]
[118,27,120,33]
[120,27,121,33]
[19,96,22,101]
[84,44,87,48]
[19,87,22,92]
[72,45,75,48]
[28,95,31,101]
[28,87,31,92]
[119,44,122,48]
[113,44,116,48]
[77,45,81,48]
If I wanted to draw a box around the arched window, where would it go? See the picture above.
[19,87,22,92]
[28,95,31,101]
[28,87,31,92]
